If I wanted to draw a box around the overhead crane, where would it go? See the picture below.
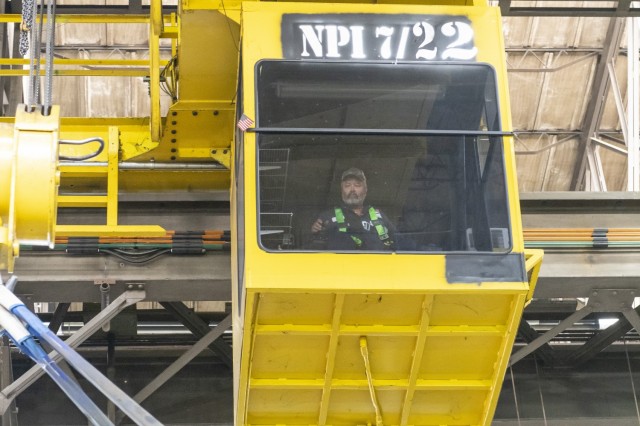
[0,0,544,424]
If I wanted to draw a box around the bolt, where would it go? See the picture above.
[223,149,228,154]
[171,121,177,125]
[171,156,176,160]
[172,111,177,116]
[213,110,219,116]
[171,139,176,143]
[211,149,217,154]
[192,111,198,116]
[171,148,177,153]
[137,284,143,289]
[171,130,177,135]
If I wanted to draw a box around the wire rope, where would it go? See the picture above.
[624,337,640,425]
[533,355,548,426]
[44,0,56,115]
[508,364,522,426]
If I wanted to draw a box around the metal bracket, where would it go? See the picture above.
[210,148,231,169]
[587,289,637,312]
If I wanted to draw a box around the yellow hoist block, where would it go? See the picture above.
[0,105,60,272]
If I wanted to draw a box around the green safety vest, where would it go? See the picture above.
[334,207,393,248]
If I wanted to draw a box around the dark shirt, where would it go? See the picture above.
[310,204,396,251]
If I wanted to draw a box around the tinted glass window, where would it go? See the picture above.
[255,61,509,253]
[257,61,499,131]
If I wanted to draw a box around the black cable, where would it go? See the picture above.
[59,137,105,161]
[101,248,170,265]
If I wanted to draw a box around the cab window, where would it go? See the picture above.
[255,61,510,253]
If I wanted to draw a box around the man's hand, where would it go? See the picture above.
[311,218,328,234]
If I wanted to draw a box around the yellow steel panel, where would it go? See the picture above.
[55,225,166,237]
[251,334,329,379]
[257,292,336,325]
[58,195,107,208]
[408,389,487,425]
[247,389,322,424]
[0,69,151,77]
[429,293,516,326]
[333,335,415,380]
[59,165,107,176]
[341,293,425,326]
[150,0,162,143]
[418,335,504,380]
[106,127,119,226]
[0,58,165,66]
[178,10,239,102]
[0,14,151,23]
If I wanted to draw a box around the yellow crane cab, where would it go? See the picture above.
[232,1,541,424]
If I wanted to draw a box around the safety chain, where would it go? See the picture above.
[20,0,56,114]
[18,0,33,56]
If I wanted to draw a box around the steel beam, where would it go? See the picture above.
[0,337,17,426]
[571,18,626,190]
[11,254,231,302]
[564,312,635,365]
[160,302,233,368]
[510,308,592,366]
[116,314,232,425]
[628,16,640,190]
[0,289,145,414]
[517,320,556,365]
[499,0,638,17]
[48,302,71,332]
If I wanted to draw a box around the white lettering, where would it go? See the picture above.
[325,25,351,58]
[375,26,395,59]
[441,21,478,60]
[349,26,366,59]
[395,26,410,60]
[413,21,437,60]
[300,25,325,57]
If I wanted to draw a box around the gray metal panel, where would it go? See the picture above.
[11,254,231,302]
[445,253,526,283]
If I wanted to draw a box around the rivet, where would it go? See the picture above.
[192,111,198,116]
[172,111,177,116]
[213,110,219,116]
[171,130,177,134]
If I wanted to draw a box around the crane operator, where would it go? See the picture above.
[310,167,396,251]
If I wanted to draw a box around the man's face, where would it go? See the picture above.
[341,178,367,208]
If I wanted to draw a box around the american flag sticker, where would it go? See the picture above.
[237,114,254,131]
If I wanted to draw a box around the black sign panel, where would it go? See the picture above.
[281,14,478,62]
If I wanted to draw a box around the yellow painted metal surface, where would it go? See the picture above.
[232,1,535,425]
[0,106,61,271]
